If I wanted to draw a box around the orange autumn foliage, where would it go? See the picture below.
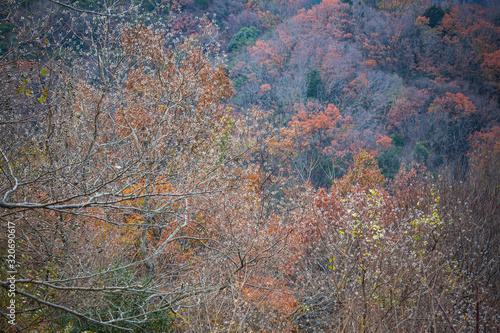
[482,49,500,83]
[333,150,386,195]
[428,92,477,121]
[468,126,500,195]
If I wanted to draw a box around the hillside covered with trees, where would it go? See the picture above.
[1,0,499,332]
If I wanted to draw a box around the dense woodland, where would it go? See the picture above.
[0,0,499,332]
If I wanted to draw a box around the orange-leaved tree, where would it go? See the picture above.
[0,3,254,331]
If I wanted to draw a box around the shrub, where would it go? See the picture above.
[194,0,212,9]
[423,5,445,28]
[306,69,322,99]
[377,146,401,178]
[227,26,261,52]
[414,141,430,164]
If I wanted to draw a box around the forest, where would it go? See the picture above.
[0,0,498,332]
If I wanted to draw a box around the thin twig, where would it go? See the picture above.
[47,0,138,17]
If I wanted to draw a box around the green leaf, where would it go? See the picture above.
[41,68,47,77]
